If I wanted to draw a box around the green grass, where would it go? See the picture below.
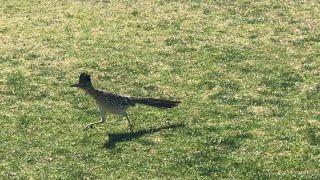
[1,0,320,179]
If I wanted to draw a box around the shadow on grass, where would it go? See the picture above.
[104,123,185,149]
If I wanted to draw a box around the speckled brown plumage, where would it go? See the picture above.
[70,73,180,132]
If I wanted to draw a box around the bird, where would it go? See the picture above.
[70,72,180,132]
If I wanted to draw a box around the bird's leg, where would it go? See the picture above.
[125,115,133,132]
[84,106,106,130]
[84,116,105,130]
[84,117,105,130]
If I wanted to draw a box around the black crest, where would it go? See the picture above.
[79,72,91,83]
[76,72,93,88]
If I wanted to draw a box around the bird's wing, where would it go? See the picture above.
[104,92,135,107]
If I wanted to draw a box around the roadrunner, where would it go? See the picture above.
[70,73,180,131]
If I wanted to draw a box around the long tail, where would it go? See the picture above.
[132,98,181,109]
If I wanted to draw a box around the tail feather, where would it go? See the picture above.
[132,98,180,109]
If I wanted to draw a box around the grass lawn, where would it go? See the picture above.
[1,0,320,179]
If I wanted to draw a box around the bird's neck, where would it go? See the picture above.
[81,86,95,93]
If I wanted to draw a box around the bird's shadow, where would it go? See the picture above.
[104,123,185,149]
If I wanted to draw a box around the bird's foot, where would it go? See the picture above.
[128,125,134,133]
[84,123,94,130]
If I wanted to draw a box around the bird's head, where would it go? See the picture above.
[70,72,94,89]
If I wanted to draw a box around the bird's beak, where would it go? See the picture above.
[70,84,80,88]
